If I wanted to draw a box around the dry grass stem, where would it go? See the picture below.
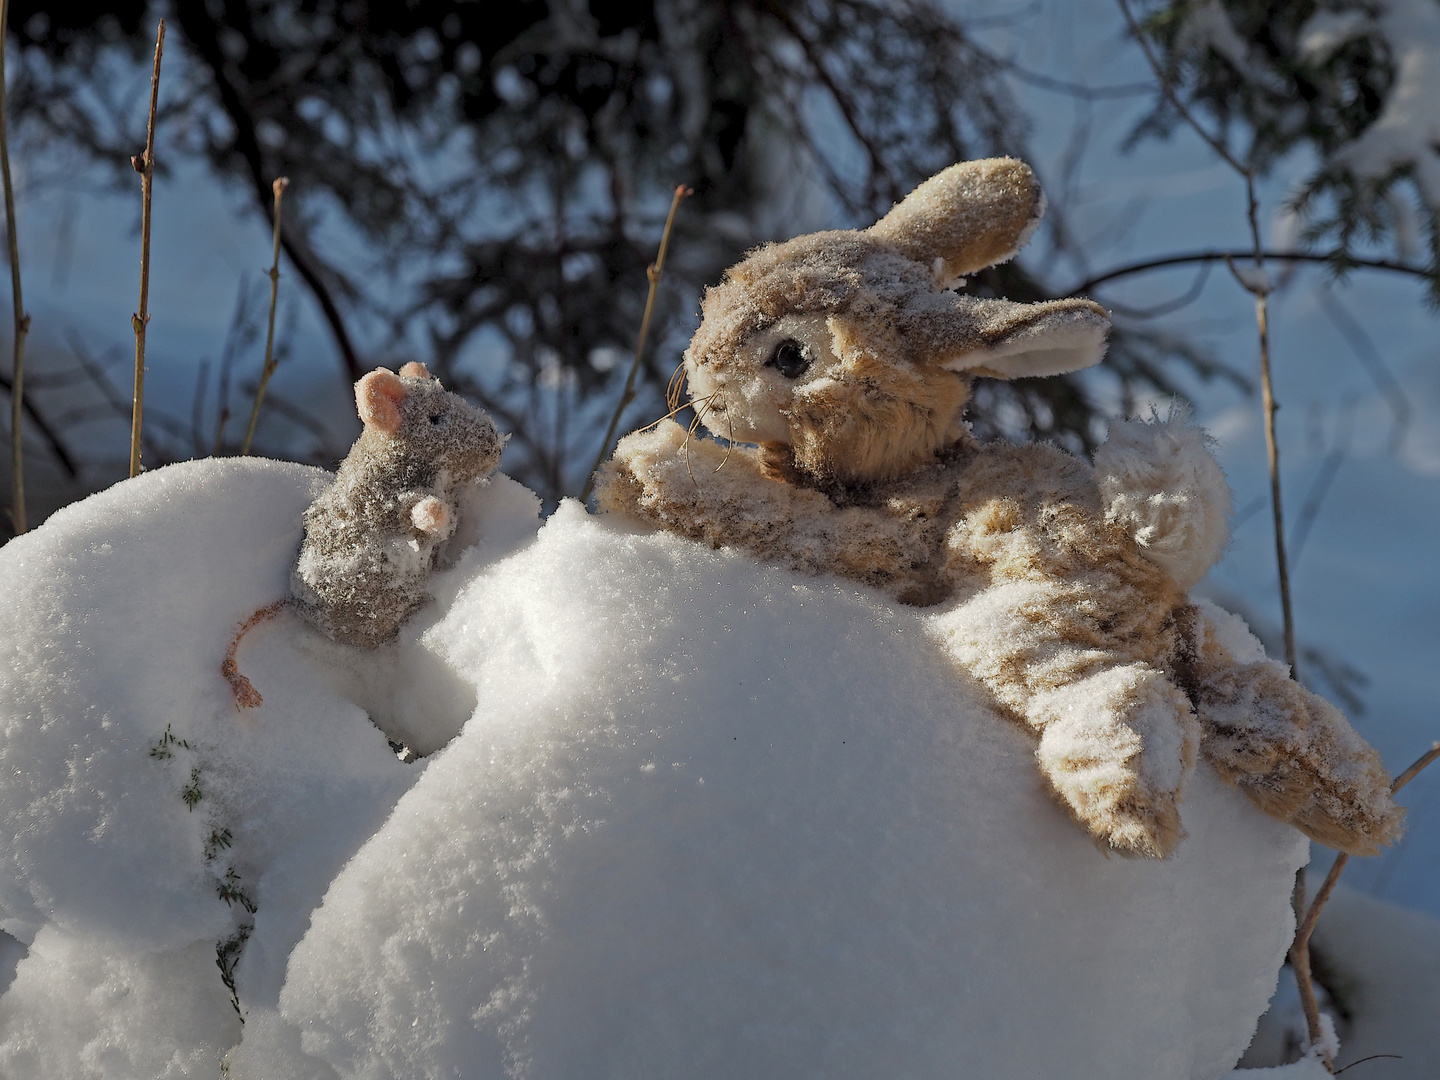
[1288,741,1440,1071]
[579,183,691,503]
[1118,0,1313,1048]
[241,177,290,455]
[0,0,30,533]
[129,19,165,478]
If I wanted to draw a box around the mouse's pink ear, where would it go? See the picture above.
[399,361,431,379]
[356,368,407,434]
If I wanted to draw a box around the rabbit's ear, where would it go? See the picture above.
[356,367,407,433]
[399,361,431,379]
[868,158,1043,281]
[900,295,1110,379]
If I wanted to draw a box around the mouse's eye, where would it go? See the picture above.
[766,339,810,379]
[428,413,444,426]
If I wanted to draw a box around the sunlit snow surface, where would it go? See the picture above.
[0,459,1309,1078]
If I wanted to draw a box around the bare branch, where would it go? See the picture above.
[1070,250,1431,297]
[129,19,165,478]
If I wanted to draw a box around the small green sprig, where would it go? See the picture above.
[148,724,191,760]
[203,827,233,861]
[217,868,257,914]
[180,766,203,810]
[215,923,252,1022]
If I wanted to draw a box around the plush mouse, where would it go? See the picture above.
[597,158,1401,859]
[223,361,504,707]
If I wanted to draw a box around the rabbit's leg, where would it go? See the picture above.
[597,420,940,593]
[934,582,1197,857]
[1028,664,1198,858]
[597,420,809,547]
[1192,646,1402,856]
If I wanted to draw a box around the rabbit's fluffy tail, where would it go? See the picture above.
[1093,406,1230,591]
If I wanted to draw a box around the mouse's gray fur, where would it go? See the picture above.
[292,362,505,647]
[224,362,504,706]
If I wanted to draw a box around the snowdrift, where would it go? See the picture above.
[0,459,1309,1079]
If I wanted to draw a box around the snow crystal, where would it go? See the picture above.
[275,500,1307,1080]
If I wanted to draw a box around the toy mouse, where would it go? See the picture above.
[223,361,504,707]
[597,157,1401,859]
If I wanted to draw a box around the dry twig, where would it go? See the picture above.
[0,0,30,533]
[129,19,165,478]
[579,184,690,503]
[241,177,290,455]
[1117,0,1312,1047]
[1290,742,1440,1070]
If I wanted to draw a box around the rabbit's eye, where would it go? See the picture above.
[428,413,444,426]
[766,339,810,379]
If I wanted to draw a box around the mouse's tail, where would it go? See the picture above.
[222,599,290,710]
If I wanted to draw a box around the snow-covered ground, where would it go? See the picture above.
[0,458,1326,1078]
[2,3,1438,1074]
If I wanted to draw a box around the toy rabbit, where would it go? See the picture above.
[597,158,1401,859]
[224,361,504,707]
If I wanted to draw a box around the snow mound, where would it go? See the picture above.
[273,500,1308,1080]
[0,458,541,1078]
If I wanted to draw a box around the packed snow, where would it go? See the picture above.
[0,457,1321,1078]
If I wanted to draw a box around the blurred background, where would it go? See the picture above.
[0,0,1438,987]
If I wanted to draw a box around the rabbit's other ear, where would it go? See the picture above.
[399,361,431,379]
[899,294,1110,379]
[356,367,407,433]
[868,158,1043,282]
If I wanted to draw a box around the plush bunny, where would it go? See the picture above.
[597,158,1401,859]
[224,361,504,707]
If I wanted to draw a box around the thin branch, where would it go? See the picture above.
[1116,0,1244,173]
[67,332,174,458]
[1295,742,1440,951]
[190,359,209,457]
[1334,1055,1403,1075]
[1118,0,1297,675]
[173,1,362,382]
[992,57,1155,100]
[213,276,256,455]
[1320,290,1411,454]
[0,0,30,533]
[762,2,901,207]
[579,183,689,503]
[1119,0,1317,1052]
[1070,250,1431,297]
[1104,261,1214,319]
[241,176,289,455]
[1290,403,1354,568]
[129,19,165,478]
[0,372,76,476]
[1291,742,1440,1068]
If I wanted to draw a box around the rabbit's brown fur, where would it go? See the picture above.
[598,158,1401,859]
